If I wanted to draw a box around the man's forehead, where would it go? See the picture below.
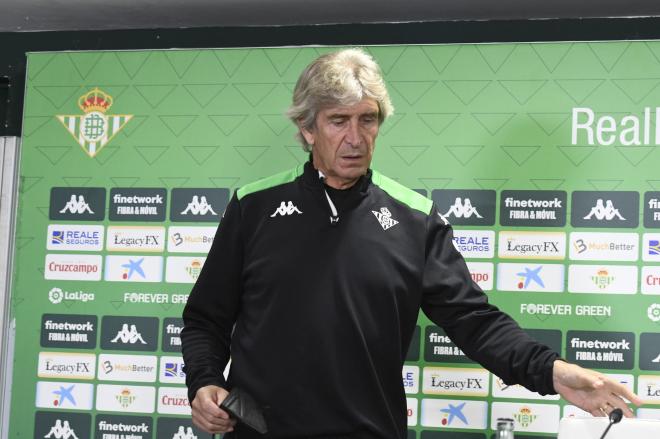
[320,99,379,116]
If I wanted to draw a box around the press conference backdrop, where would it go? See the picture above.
[9,43,660,437]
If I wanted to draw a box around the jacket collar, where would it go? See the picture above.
[301,158,372,194]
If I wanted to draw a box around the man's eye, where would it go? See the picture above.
[332,119,346,126]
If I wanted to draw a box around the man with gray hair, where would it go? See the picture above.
[182,48,641,438]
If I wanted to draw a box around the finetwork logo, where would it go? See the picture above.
[644,192,660,228]
[109,188,167,222]
[95,415,152,439]
[566,330,635,370]
[500,190,567,227]
[48,287,95,304]
[41,314,97,349]
[496,263,565,293]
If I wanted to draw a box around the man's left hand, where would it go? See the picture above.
[553,360,644,417]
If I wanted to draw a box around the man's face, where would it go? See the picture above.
[301,98,380,189]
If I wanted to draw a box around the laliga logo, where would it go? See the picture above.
[56,88,132,158]
[649,303,660,322]
[48,287,95,304]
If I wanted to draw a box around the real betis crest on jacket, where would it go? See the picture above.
[56,88,132,158]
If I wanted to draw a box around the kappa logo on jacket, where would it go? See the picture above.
[270,201,303,217]
[372,207,398,230]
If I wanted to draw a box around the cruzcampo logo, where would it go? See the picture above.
[513,407,537,428]
[56,88,132,158]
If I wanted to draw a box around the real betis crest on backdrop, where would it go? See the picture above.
[56,88,132,158]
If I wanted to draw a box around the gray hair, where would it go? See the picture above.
[286,48,394,152]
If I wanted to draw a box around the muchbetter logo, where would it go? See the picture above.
[432,189,495,226]
[56,88,132,158]
[34,412,90,439]
[372,207,399,230]
[270,201,302,217]
[49,187,105,221]
[571,191,639,228]
[167,226,215,253]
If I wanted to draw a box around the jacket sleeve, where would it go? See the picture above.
[420,205,560,395]
[181,192,244,402]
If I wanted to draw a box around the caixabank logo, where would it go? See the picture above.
[571,191,639,228]
[49,187,106,221]
[500,190,566,227]
[109,188,167,221]
[170,188,229,222]
[56,88,132,158]
[431,189,496,226]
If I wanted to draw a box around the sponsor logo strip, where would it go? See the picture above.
[167,226,216,253]
[47,224,104,251]
[491,402,560,434]
[104,255,163,283]
[159,356,186,384]
[420,398,487,429]
[98,354,157,382]
[95,384,156,413]
[165,256,206,284]
[45,254,102,281]
[106,226,165,252]
[422,367,489,397]
[36,381,94,410]
[498,231,566,260]
[568,264,637,295]
[38,352,96,380]
[452,230,495,259]
[491,375,560,400]
[569,232,639,261]
[496,263,564,293]
[157,386,191,415]
[466,262,494,291]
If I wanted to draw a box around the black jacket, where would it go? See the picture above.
[181,161,559,438]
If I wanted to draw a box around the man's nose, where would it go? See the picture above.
[345,120,361,146]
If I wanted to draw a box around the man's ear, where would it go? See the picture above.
[298,122,315,146]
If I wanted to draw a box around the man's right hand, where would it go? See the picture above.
[191,385,237,434]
